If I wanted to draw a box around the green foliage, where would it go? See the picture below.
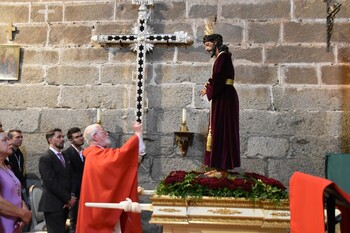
[155,170,288,204]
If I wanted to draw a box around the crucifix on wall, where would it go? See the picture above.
[92,0,192,123]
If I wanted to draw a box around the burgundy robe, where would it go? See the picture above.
[204,51,240,170]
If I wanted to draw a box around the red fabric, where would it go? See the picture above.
[76,135,142,233]
[204,51,240,170]
[290,172,350,233]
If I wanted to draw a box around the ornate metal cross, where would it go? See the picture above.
[92,0,192,123]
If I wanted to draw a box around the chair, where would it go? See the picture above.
[28,185,46,231]
[326,154,350,194]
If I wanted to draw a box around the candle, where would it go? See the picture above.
[182,109,186,123]
[97,109,101,124]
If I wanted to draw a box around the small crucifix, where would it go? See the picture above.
[7,23,16,41]
[324,0,342,52]
[92,0,192,123]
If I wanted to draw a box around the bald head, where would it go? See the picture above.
[83,124,111,148]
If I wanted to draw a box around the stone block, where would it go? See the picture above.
[22,133,47,174]
[222,0,290,20]
[235,65,278,85]
[20,65,44,83]
[0,85,59,108]
[152,2,186,20]
[144,134,175,157]
[194,85,210,109]
[273,86,350,111]
[189,4,217,18]
[266,45,335,64]
[284,22,324,43]
[48,4,63,22]
[109,47,139,63]
[0,5,29,23]
[49,24,92,46]
[268,157,325,187]
[338,47,350,63]
[31,4,63,23]
[236,85,272,110]
[0,109,40,132]
[40,109,95,133]
[321,65,350,85]
[153,64,210,84]
[197,22,243,45]
[60,85,129,109]
[22,49,59,65]
[240,158,266,175]
[177,46,210,63]
[247,22,280,44]
[46,66,99,85]
[60,48,108,64]
[148,22,193,35]
[290,136,340,160]
[294,0,327,19]
[115,2,139,20]
[15,25,47,46]
[0,25,6,43]
[233,47,263,63]
[282,65,318,84]
[31,4,46,22]
[93,22,134,35]
[101,64,136,84]
[332,23,350,44]
[146,85,193,109]
[246,136,289,158]
[156,110,188,133]
[151,157,203,182]
[147,45,176,63]
[240,110,330,138]
[65,2,114,21]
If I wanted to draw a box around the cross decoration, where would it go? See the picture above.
[92,0,192,123]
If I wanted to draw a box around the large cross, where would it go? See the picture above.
[92,0,192,123]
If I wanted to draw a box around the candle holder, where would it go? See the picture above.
[174,121,194,156]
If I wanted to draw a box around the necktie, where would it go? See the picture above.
[57,152,66,167]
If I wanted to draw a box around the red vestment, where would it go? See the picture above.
[290,172,350,233]
[204,51,240,170]
[76,135,142,233]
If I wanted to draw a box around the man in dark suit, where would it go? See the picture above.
[7,130,26,196]
[63,127,84,233]
[39,128,76,233]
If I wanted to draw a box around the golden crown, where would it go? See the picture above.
[204,17,216,35]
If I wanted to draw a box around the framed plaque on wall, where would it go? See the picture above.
[0,44,20,81]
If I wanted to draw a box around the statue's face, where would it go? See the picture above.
[204,41,215,54]
[204,41,217,58]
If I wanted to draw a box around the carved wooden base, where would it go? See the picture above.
[150,196,290,233]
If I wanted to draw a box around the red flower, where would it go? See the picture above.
[164,170,188,185]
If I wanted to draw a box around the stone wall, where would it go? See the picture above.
[1,0,350,190]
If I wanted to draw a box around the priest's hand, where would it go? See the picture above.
[121,198,141,213]
[133,121,143,136]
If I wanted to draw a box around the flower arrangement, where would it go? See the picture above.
[156,169,288,204]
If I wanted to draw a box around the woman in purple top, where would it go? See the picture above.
[0,130,30,233]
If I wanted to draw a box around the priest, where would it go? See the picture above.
[76,122,145,233]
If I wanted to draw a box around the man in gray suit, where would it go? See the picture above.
[39,128,76,233]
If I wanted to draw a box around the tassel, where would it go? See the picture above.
[206,129,212,152]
